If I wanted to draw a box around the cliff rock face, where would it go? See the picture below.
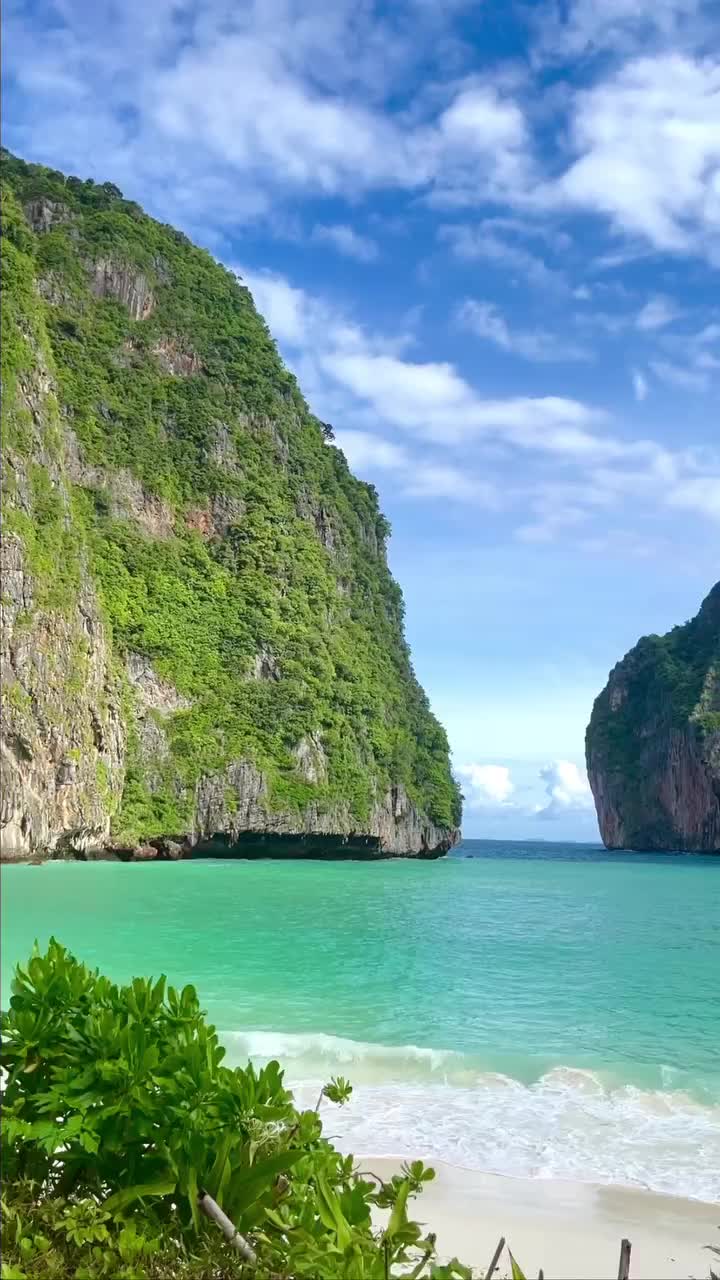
[1,339,125,860]
[586,584,720,852]
[0,151,461,860]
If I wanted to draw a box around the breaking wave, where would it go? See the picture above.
[222,1029,720,1203]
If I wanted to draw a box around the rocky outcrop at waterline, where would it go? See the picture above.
[0,150,461,862]
[69,822,454,864]
[586,583,720,852]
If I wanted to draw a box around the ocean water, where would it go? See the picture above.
[2,840,719,1202]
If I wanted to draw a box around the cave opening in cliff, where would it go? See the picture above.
[190,832,384,859]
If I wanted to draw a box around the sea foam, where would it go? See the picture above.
[222,1029,720,1203]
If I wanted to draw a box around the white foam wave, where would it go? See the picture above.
[224,1029,462,1078]
[221,1030,720,1203]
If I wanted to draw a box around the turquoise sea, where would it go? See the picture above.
[3,840,719,1202]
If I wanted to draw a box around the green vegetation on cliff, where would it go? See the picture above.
[586,583,720,851]
[1,149,460,845]
[587,584,720,773]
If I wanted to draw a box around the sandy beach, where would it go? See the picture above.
[366,1158,720,1280]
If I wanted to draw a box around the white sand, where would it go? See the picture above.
[364,1157,720,1279]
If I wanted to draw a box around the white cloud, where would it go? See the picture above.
[439,225,566,291]
[456,299,589,362]
[438,86,527,152]
[649,359,709,391]
[311,223,379,261]
[536,0,706,62]
[332,432,500,502]
[695,349,720,370]
[4,0,533,236]
[333,430,407,471]
[404,465,499,503]
[319,347,612,453]
[154,44,403,194]
[7,0,720,273]
[234,262,720,538]
[237,268,309,345]
[236,269,506,504]
[459,758,599,822]
[557,55,720,257]
[636,296,679,331]
[632,370,649,401]
[667,475,720,518]
[695,323,720,344]
[515,507,588,544]
[458,763,515,807]
[535,761,594,819]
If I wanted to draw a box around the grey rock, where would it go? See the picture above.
[192,759,457,857]
[88,257,155,321]
[151,338,202,377]
[1,343,125,860]
[24,198,73,234]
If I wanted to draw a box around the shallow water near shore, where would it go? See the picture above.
[3,840,719,1201]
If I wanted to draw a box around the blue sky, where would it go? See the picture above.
[5,0,719,840]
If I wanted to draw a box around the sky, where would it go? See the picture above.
[4,0,720,840]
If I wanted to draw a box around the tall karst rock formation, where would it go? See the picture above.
[586,584,720,852]
[1,151,461,860]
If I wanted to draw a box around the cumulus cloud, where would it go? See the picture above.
[318,347,613,453]
[535,761,594,819]
[430,84,535,205]
[6,0,720,269]
[237,268,310,345]
[459,759,599,821]
[557,55,720,257]
[5,0,541,241]
[458,764,515,807]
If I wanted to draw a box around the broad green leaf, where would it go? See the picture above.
[316,1172,352,1251]
[103,1178,176,1215]
[386,1178,410,1238]
[225,1150,304,1222]
[206,1130,234,1201]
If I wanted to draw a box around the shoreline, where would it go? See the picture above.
[364,1157,720,1279]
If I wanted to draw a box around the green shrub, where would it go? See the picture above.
[1,941,470,1279]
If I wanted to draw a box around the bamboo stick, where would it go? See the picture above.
[484,1235,505,1280]
[617,1237,632,1280]
[198,1190,257,1264]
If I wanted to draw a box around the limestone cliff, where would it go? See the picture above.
[586,583,720,852]
[0,151,461,861]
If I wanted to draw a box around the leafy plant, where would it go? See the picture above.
[1,940,470,1278]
